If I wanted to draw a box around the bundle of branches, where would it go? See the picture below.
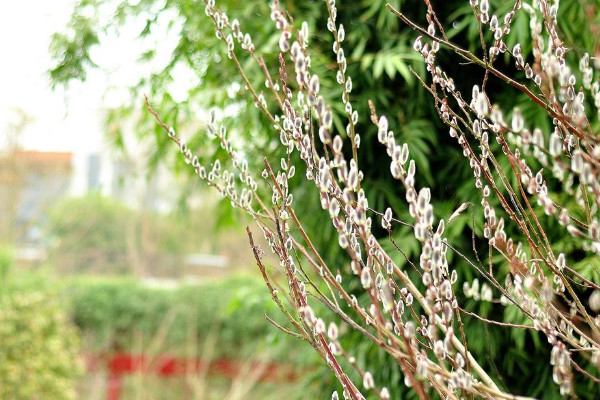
[146,0,600,398]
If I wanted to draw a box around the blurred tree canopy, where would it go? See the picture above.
[50,0,600,398]
[47,194,183,275]
[45,194,252,276]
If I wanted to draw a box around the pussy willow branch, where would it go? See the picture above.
[386,4,597,146]
[366,102,521,394]
[259,169,366,399]
[408,63,600,342]
[418,26,600,344]
[264,314,304,340]
[247,227,308,337]
[392,4,600,385]
[459,307,535,330]
[264,159,416,362]
[367,103,532,321]
[409,69,537,247]
[248,226,362,400]
[262,159,343,307]
[323,0,360,180]
[262,112,500,397]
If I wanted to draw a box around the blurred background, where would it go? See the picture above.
[0,1,320,399]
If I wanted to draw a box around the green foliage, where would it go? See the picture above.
[0,275,83,400]
[48,3,99,85]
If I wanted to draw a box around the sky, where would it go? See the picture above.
[0,0,179,154]
[0,0,102,152]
